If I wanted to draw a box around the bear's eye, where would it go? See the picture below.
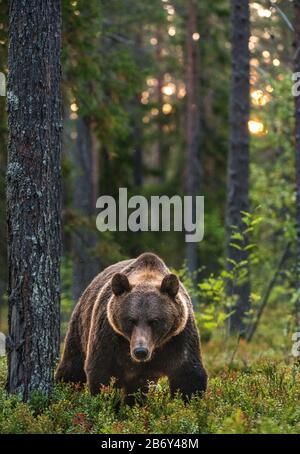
[148,319,159,326]
[127,317,137,325]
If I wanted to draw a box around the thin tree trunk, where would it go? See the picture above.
[156,26,164,183]
[246,242,291,342]
[133,98,143,188]
[185,0,201,280]
[6,0,62,399]
[226,0,251,334]
[71,116,99,302]
[133,33,143,188]
[295,0,300,327]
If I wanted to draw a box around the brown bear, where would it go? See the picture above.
[56,252,207,403]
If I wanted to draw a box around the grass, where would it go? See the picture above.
[0,349,300,434]
[1,299,299,434]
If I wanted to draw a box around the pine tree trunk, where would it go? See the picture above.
[295,0,300,327]
[186,0,201,280]
[6,0,62,400]
[132,32,143,188]
[132,95,143,188]
[71,117,99,302]
[156,26,164,183]
[226,0,250,334]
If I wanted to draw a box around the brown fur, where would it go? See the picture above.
[56,253,207,403]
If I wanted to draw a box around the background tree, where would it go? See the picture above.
[70,115,99,301]
[295,0,300,327]
[226,0,251,334]
[61,1,102,301]
[132,33,144,188]
[6,0,62,399]
[185,0,201,279]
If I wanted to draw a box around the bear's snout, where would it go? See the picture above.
[130,325,153,362]
[133,347,149,361]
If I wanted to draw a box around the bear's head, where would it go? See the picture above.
[107,272,188,363]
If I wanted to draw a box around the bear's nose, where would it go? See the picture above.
[133,347,149,361]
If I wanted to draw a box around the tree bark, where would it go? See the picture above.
[226,0,250,334]
[132,32,143,188]
[6,0,62,399]
[295,0,300,327]
[71,116,99,302]
[185,0,201,280]
[156,26,165,183]
[132,95,143,188]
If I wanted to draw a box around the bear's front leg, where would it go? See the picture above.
[84,308,121,395]
[168,359,207,402]
[85,343,119,395]
[86,371,111,395]
[123,381,150,406]
[85,358,116,395]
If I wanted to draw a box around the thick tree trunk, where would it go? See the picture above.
[226,0,250,334]
[71,116,99,302]
[6,0,62,399]
[185,0,201,280]
[295,0,300,327]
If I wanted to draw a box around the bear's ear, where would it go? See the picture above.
[111,273,131,296]
[160,274,179,298]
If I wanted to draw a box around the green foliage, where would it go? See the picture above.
[251,75,295,246]
[227,209,263,286]
[175,264,231,341]
[60,258,74,337]
[0,357,299,434]
[174,211,265,340]
[245,72,298,334]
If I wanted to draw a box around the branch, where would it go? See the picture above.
[246,241,291,342]
[268,1,294,32]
